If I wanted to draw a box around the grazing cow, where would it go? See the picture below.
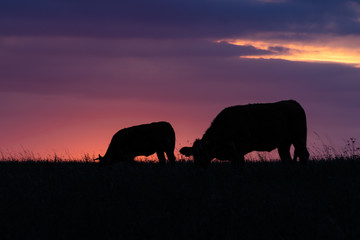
[180,100,309,168]
[96,121,176,165]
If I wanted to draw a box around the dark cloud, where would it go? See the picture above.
[268,46,291,54]
[1,0,359,38]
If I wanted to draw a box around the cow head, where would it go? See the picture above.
[180,140,212,168]
[179,147,193,157]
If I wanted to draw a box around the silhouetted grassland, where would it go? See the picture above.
[1,158,360,240]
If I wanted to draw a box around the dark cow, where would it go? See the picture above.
[97,121,176,165]
[180,100,309,168]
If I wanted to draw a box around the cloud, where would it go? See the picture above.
[1,0,359,39]
[267,46,291,54]
[221,35,360,67]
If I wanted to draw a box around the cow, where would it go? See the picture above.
[180,100,309,168]
[96,121,176,165]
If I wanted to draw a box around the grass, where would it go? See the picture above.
[1,157,360,240]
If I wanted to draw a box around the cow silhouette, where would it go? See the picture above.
[96,121,176,165]
[180,100,309,168]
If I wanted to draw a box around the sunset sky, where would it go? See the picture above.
[1,0,360,159]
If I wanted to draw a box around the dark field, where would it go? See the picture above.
[1,159,360,240]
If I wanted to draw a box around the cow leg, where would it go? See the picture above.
[166,151,176,165]
[295,146,309,165]
[301,148,309,165]
[156,152,166,165]
[231,155,245,168]
[278,144,292,164]
[228,142,245,168]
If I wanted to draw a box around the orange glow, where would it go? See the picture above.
[220,36,360,67]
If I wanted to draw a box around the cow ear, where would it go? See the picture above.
[180,147,193,157]
[94,154,102,161]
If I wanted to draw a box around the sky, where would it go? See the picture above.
[1,0,360,160]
